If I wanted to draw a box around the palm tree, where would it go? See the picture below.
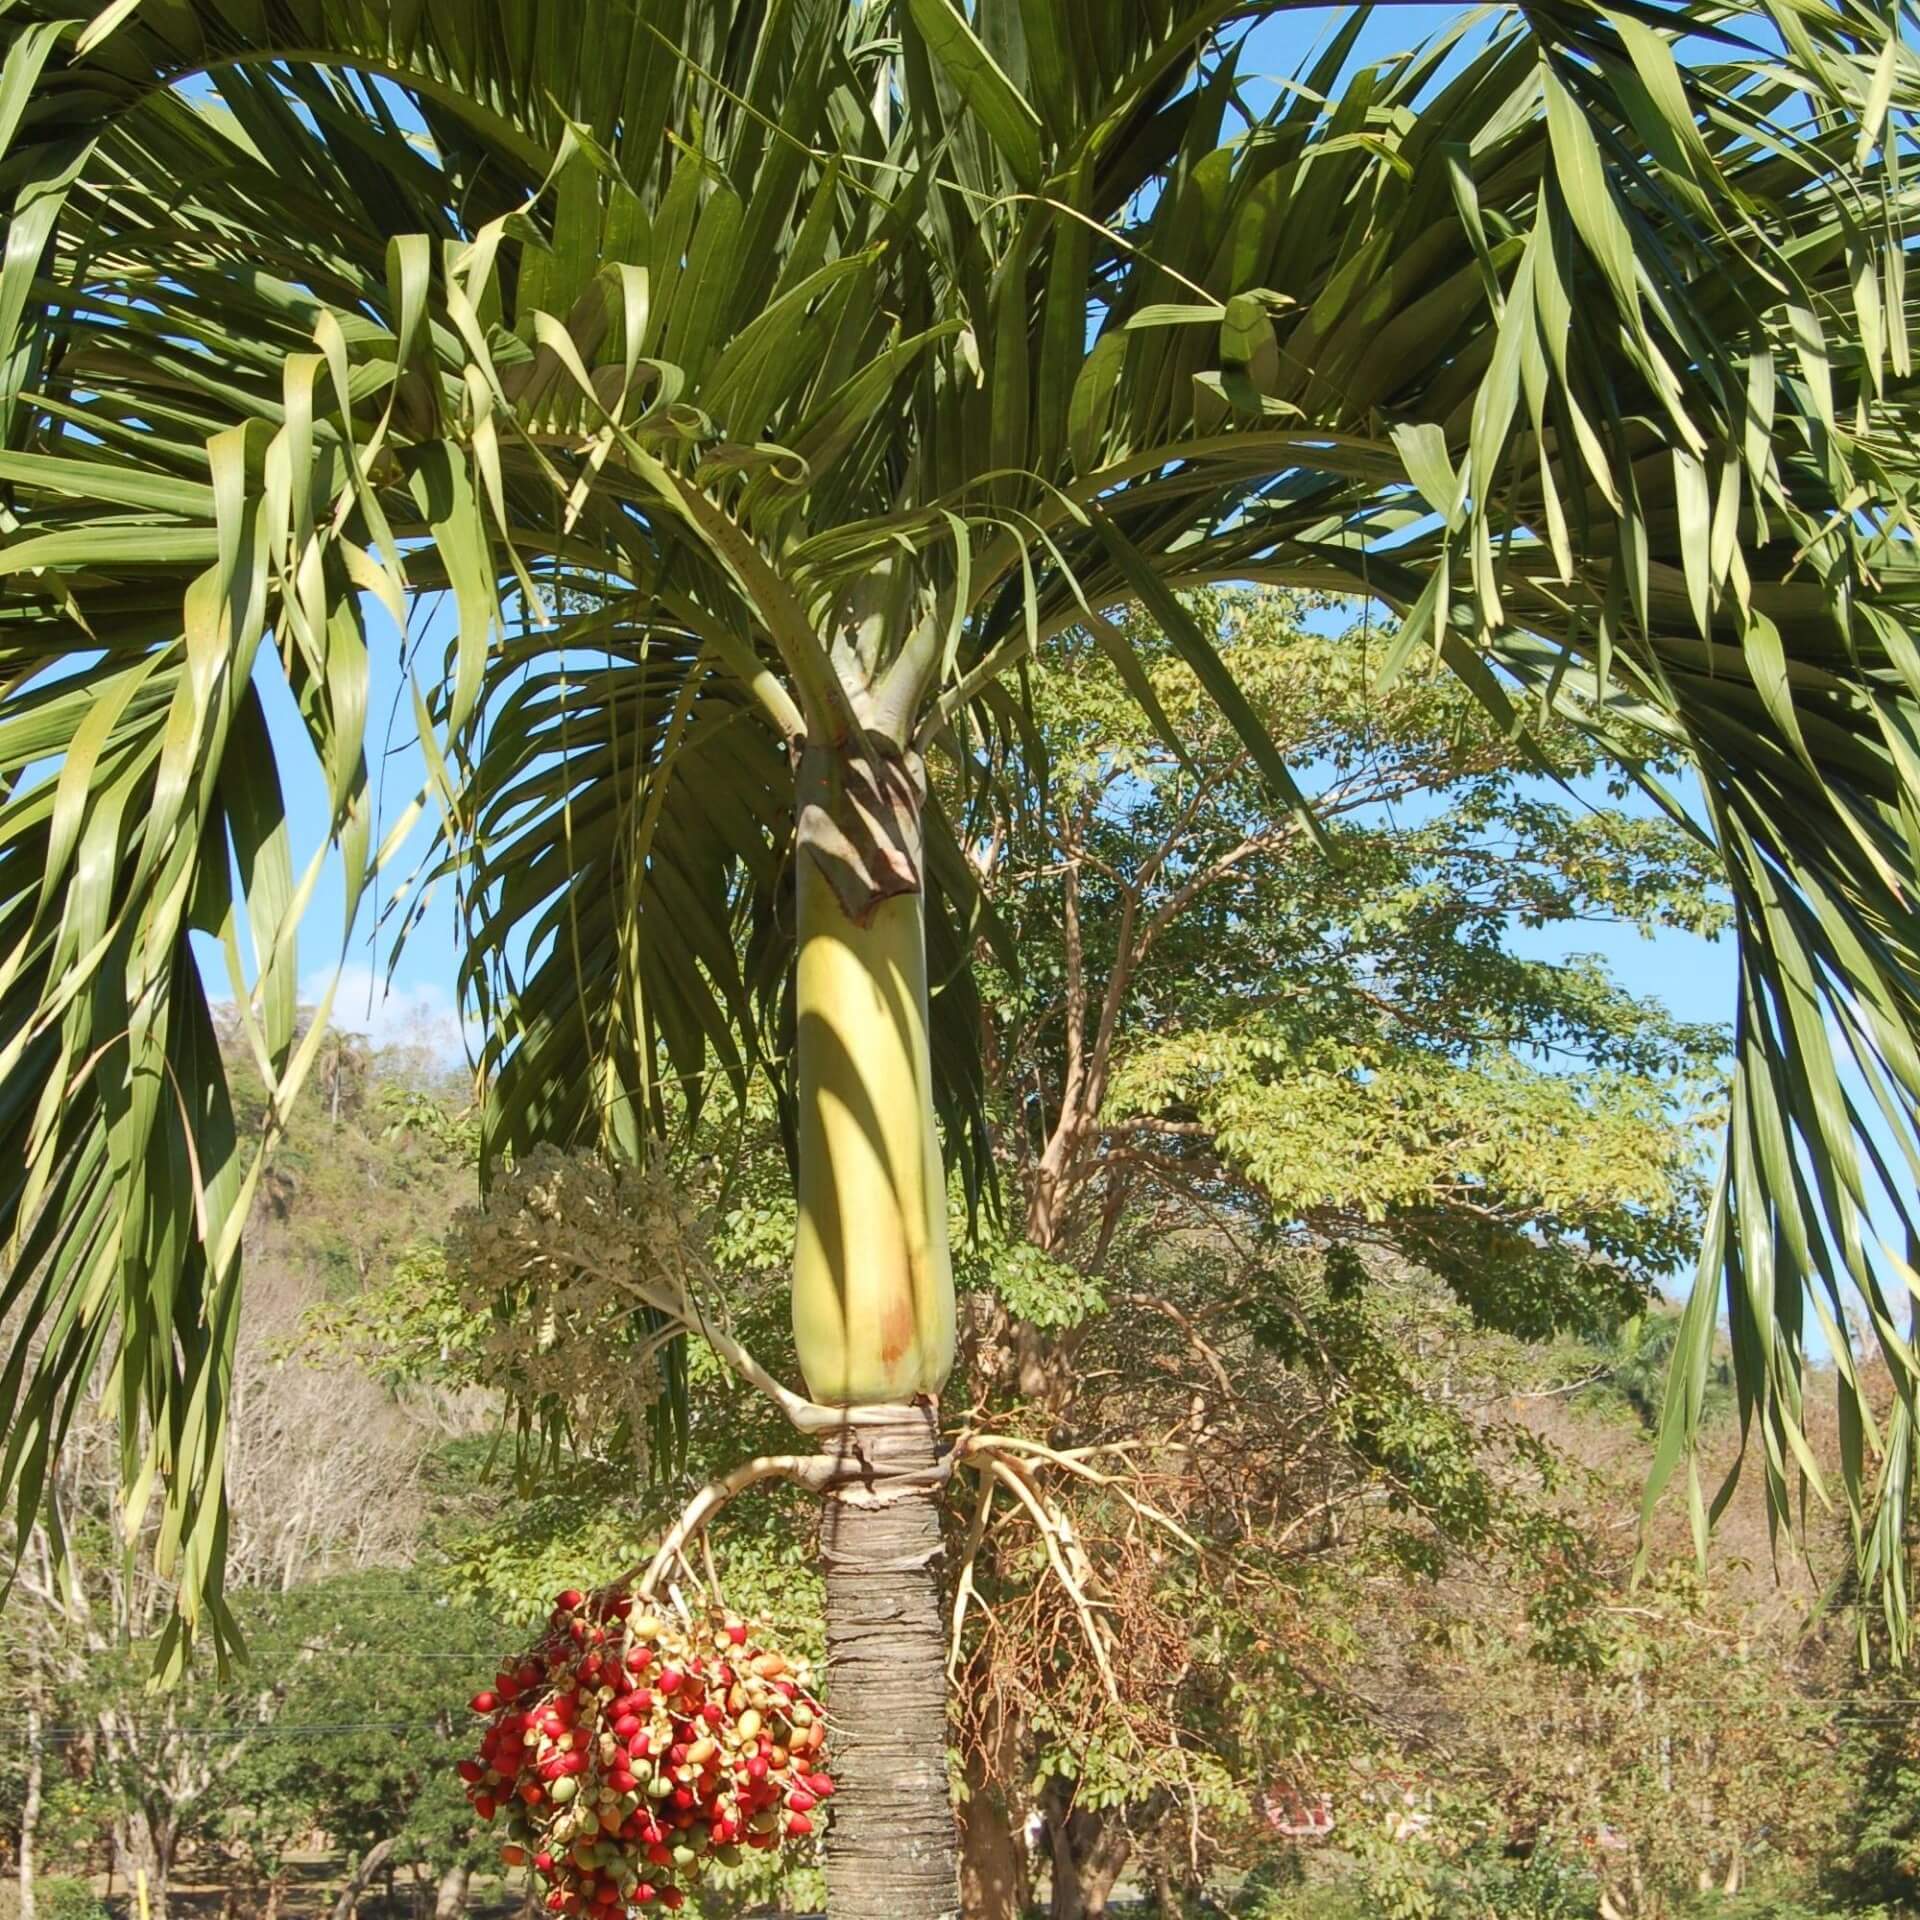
[2,2,1917,1912]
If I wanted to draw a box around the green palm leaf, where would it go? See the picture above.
[0,0,1916,1663]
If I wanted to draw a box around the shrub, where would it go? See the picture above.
[32,1879,109,1920]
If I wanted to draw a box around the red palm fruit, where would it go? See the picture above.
[660,1893,684,1913]
[470,1692,498,1714]
[626,1648,652,1673]
[577,1657,601,1684]
[787,1791,818,1814]
[611,1773,636,1797]
[633,1889,656,1908]
[474,1796,497,1822]
[614,1715,641,1740]
[522,1663,545,1690]
[656,1668,683,1694]
[726,1623,748,1646]
[545,1893,566,1913]
[557,1589,585,1610]
[631,1690,654,1713]
[807,1772,834,1797]
[746,1756,769,1781]
[628,1734,651,1761]
[457,1761,485,1784]
[710,1819,736,1845]
[667,1742,689,1766]
[520,1785,544,1806]
[495,1673,520,1698]
[700,1703,724,1727]
[646,1845,671,1867]
[533,1852,555,1874]
[569,1620,587,1643]
[786,1813,814,1838]
[670,1788,693,1811]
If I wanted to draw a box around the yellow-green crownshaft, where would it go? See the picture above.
[791,822,955,1408]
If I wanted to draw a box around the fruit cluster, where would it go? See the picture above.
[460,1585,832,1913]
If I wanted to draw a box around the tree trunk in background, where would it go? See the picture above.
[958,1687,1028,1920]
[821,1404,959,1920]
[1153,1859,1179,1914]
[18,1703,42,1920]
[1044,1793,1132,1920]
[329,1838,400,1920]
[114,1808,174,1920]
[432,1861,471,1919]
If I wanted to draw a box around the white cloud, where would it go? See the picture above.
[302,963,477,1064]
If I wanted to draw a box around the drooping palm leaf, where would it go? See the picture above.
[0,0,1916,1658]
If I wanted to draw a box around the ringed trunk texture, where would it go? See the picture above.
[821,1404,959,1920]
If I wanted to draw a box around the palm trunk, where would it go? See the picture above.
[792,742,960,1920]
[822,1404,958,1920]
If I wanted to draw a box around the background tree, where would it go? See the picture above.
[940,591,1725,1918]
[0,1049,476,1919]
[4,6,1919,1917]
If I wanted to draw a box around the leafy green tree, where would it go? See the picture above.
[222,1572,508,1920]
[937,591,1731,1914]
[4,7,1919,1915]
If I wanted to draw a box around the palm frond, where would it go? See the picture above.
[0,0,1915,1651]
